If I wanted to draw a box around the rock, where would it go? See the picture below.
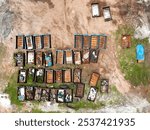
[134,0,150,42]
[134,13,150,42]
[0,0,7,6]
[0,0,15,40]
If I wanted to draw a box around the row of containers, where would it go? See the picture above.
[14,49,100,67]
[17,68,106,85]
[74,34,107,49]
[17,70,109,102]
[16,34,51,49]
[16,34,107,50]
[91,4,112,21]
[18,68,82,84]
[16,34,144,67]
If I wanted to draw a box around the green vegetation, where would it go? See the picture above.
[96,80,100,91]
[108,85,124,105]
[32,109,45,113]
[111,85,120,94]
[27,74,34,83]
[24,64,36,69]
[115,25,150,86]
[5,72,23,107]
[66,100,105,110]
[51,83,75,89]
[36,76,44,83]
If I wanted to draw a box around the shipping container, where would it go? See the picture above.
[18,69,27,83]
[43,34,51,48]
[90,49,99,63]
[35,68,44,83]
[65,89,73,103]
[41,88,50,101]
[45,69,54,84]
[55,70,63,83]
[14,52,25,67]
[122,35,131,48]
[17,86,25,101]
[56,50,64,64]
[103,6,112,21]
[25,86,35,100]
[16,35,25,49]
[74,50,82,65]
[91,3,100,17]
[27,67,35,83]
[65,50,73,64]
[44,51,53,67]
[25,35,34,49]
[82,49,90,64]
[75,83,85,98]
[74,35,83,49]
[89,72,100,87]
[34,87,42,101]
[49,88,58,101]
[27,51,35,64]
[73,68,82,83]
[100,79,109,93]
[34,35,43,49]
[87,87,97,101]
[99,35,107,49]
[56,89,65,103]
[36,51,43,66]
[83,35,90,49]
[63,69,72,83]
[91,35,99,49]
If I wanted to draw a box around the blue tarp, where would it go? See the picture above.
[136,44,145,60]
[45,55,52,67]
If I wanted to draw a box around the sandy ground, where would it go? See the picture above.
[0,0,149,112]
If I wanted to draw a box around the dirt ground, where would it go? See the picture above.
[7,0,130,93]
[0,0,149,112]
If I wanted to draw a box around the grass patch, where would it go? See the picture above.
[32,109,45,113]
[115,25,150,86]
[66,100,105,110]
[108,85,124,105]
[5,72,23,107]
[111,85,121,94]
[51,83,75,89]
[27,74,34,83]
